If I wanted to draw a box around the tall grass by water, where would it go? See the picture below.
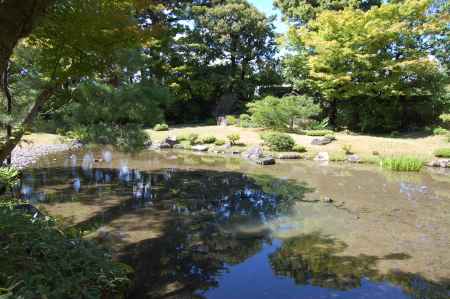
[380,156,424,172]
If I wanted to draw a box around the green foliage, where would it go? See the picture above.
[227,133,241,146]
[214,139,226,146]
[440,114,450,126]
[380,157,424,172]
[200,135,217,144]
[433,127,448,136]
[292,144,307,153]
[247,95,320,130]
[261,132,295,152]
[239,114,255,128]
[0,167,20,194]
[342,144,353,155]
[188,133,200,145]
[434,148,450,158]
[304,130,334,137]
[154,124,169,131]
[0,206,131,298]
[284,0,449,132]
[226,115,237,126]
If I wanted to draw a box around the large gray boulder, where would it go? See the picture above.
[311,137,334,146]
[256,156,276,165]
[164,136,178,147]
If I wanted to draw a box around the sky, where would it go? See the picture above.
[247,0,288,34]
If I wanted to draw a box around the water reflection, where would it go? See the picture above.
[21,156,450,299]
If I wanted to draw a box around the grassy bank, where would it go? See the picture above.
[146,125,448,164]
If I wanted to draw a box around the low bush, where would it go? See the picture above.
[304,130,334,137]
[380,156,424,172]
[214,139,226,146]
[432,127,448,136]
[154,123,169,131]
[0,206,131,298]
[292,144,307,153]
[434,148,450,158]
[227,133,241,145]
[176,134,188,142]
[439,113,450,127]
[261,133,295,152]
[188,133,200,145]
[200,135,217,144]
[226,115,237,126]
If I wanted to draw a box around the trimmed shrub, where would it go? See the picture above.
[200,135,217,144]
[188,133,200,145]
[304,130,334,137]
[434,148,450,158]
[226,115,238,126]
[0,207,131,298]
[261,133,295,152]
[227,133,240,145]
[292,144,307,153]
[176,134,188,142]
[380,156,424,172]
[214,139,226,146]
[154,123,169,131]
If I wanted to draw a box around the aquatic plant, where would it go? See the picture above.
[292,144,307,153]
[200,135,217,144]
[304,130,334,137]
[380,156,424,172]
[214,139,226,146]
[342,144,353,155]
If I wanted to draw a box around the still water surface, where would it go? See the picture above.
[22,148,450,299]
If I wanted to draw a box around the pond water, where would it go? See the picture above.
[21,148,450,299]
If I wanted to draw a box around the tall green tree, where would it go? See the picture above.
[283,0,449,130]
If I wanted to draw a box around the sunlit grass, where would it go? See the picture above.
[380,156,424,172]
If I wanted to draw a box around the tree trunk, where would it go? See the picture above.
[0,86,55,164]
[328,99,337,129]
[1,63,13,164]
[0,0,55,76]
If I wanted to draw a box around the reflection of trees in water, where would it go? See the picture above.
[23,166,311,298]
[269,233,450,299]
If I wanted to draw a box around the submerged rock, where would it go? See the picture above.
[151,142,171,150]
[314,152,329,162]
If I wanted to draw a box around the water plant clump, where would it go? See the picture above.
[380,156,424,172]
[434,148,450,158]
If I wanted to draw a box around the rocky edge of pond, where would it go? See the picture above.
[149,136,450,169]
[11,140,83,169]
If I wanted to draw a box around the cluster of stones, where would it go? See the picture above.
[427,159,450,168]
[11,140,83,169]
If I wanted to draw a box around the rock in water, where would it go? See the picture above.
[256,157,276,165]
[347,154,361,163]
[276,153,302,160]
[192,145,209,152]
[314,152,329,162]
[164,136,178,147]
[243,146,264,160]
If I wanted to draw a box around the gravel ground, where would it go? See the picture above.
[11,141,82,169]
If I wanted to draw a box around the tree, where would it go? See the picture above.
[0,0,55,76]
[247,95,320,130]
[283,0,449,131]
[274,0,381,26]
[0,0,144,162]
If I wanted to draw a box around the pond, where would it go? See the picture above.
[21,148,450,299]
